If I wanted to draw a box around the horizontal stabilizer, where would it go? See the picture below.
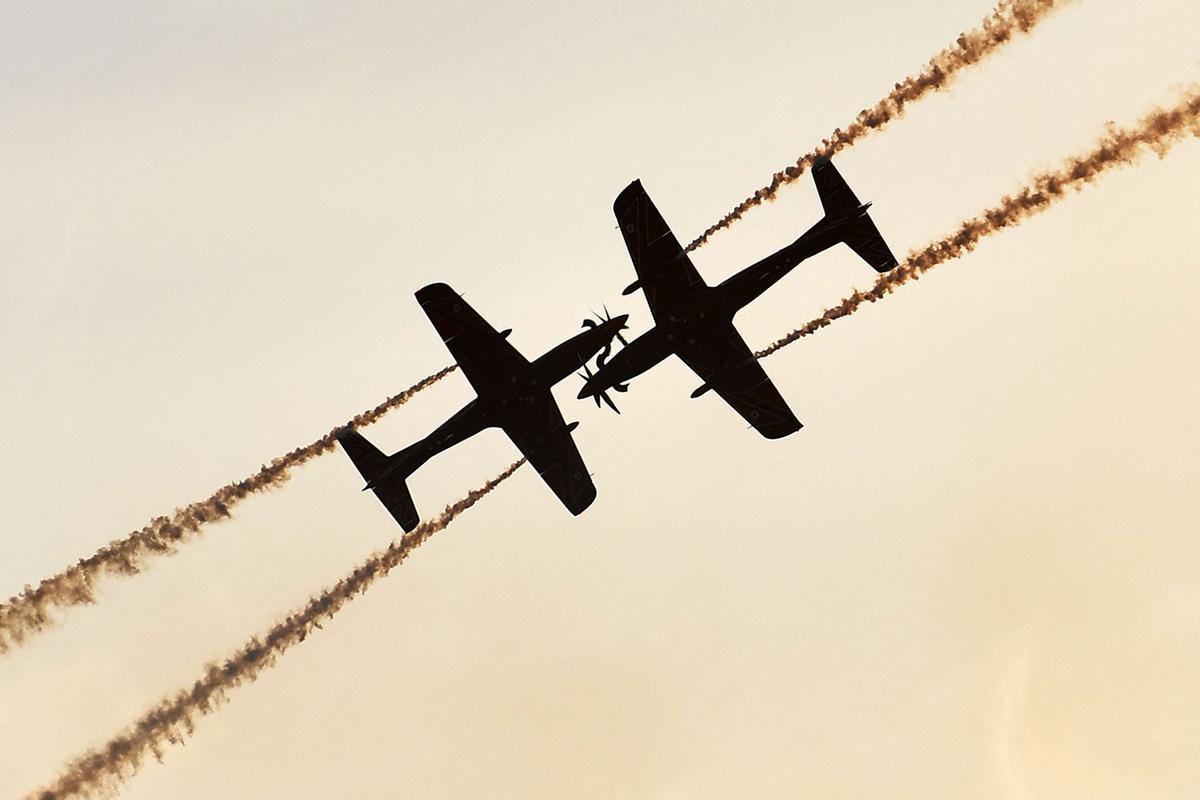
[812,157,899,273]
[337,430,420,532]
[841,212,899,273]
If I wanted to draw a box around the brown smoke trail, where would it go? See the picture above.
[755,86,1200,358]
[685,0,1072,252]
[26,458,524,800]
[0,365,457,656]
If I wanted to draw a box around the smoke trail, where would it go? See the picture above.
[685,0,1073,252]
[26,458,524,800]
[0,365,457,655]
[755,86,1200,357]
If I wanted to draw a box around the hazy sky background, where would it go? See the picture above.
[2,1,1199,797]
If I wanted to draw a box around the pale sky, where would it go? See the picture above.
[2,1,1199,797]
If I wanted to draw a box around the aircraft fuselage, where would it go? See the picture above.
[390,316,626,480]
[580,214,852,398]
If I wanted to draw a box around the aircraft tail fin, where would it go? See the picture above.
[337,429,420,532]
[812,156,899,273]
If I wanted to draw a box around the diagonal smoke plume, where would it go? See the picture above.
[755,85,1200,357]
[685,0,1074,252]
[25,458,524,800]
[0,365,457,656]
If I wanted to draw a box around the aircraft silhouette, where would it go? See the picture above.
[579,157,897,438]
[339,282,628,531]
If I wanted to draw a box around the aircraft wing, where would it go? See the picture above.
[675,322,802,440]
[613,180,705,322]
[415,282,529,397]
[502,397,597,517]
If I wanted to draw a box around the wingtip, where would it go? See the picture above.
[613,179,646,214]
[414,282,458,305]
[570,484,599,517]
[757,419,804,440]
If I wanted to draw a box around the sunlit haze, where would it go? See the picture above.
[2,1,1198,797]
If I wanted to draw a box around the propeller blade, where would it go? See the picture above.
[599,391,621,414]
[593,395,602,409]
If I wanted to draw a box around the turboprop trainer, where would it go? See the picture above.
[579,157,898,438]
[339,283,627,531]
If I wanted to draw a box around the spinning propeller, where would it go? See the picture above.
[583,305,629,364]
[577,306,629,414]
[577,363,621,414]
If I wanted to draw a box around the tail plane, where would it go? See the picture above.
[337,429,420,532]
[812,156,899,272]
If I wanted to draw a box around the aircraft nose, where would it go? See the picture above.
[612,314,629,328]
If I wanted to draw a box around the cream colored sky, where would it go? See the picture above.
[2,0,1199,797]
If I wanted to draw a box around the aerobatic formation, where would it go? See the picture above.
[0,0,1075,657]
[16,1,1200,796]
[27,89,1200,796]
[341,158,899,529]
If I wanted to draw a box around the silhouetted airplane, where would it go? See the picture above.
[339,283,628,531]
[579,157,897,438]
